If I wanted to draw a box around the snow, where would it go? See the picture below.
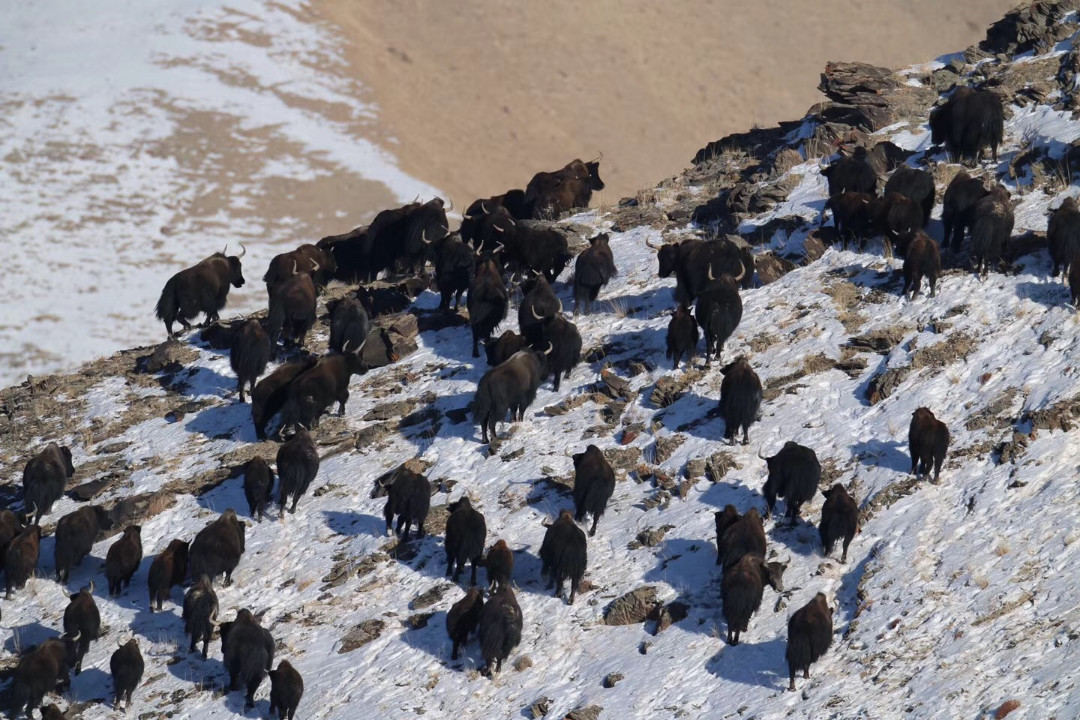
[0,0,440,388]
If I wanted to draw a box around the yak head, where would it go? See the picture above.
[219,243,247,288]
[448,496,473,514]
[656,242,680,278]
[585,161,605,191]
[762,558,788,592]
[928,104,949,146]
[587,232,610,249]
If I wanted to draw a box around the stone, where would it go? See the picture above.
[603,586,660,626]
[338,619,386,653]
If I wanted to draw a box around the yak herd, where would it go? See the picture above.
[2,77,1070,715]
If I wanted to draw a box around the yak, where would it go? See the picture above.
[485,539,514,593]
[251,357,318,440]
[268,660,304,720]
[572,445,616,537]
[54,505,111,583]
[327,296,373,355]
[474,347,550,444]
[929,87,1004,165]
[468,255,509,357]
[573,232,617,314]
[721,554,787,645]
[62,583,100,674]
[761,442,821,525]
[263,244,336,294]
[1048,196,1080,279]
[23,442,75,524]
[219,608,276,711]
[819,484,859,563]
[446,586,485,661]
[820,146,878,199]
[110,637,144,712]
[666,304,699,370]
[882,166,935,227]
[539,510,587,605]
[539,315,582,392]
[909,407,950,482]
[189,509,247,587]
[902,230,941,299]
[695,262,745,366]
[276,426,320,517]
[484,329,529,367]
[147,539,189,613]
[281,346,366,430]
[786,592,834,691]
[105,525,142,597]
[445,497,487,585]
[230,319,271,403]
[970,184,1013,278]
[183,575,219,658]
[266,272,317,353]
[718,357,762,445]
[4,524,41,598]
[156,245,246,337]
[525,159,604,220]
[942,170,989,252]
[518,274,563,347]
[478,585,523,676]
[243,456,275,522]
[9,635,77,718]
[383,468,431,541]
[716,506,767,572]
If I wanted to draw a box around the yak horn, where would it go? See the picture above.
[445,196,454,212]
[531,305,544,320]
[494,225,505,233]
[758,448,767,460]
[291,260,299,275]
[237,243,247,259]
[507,216,516,226]
[707,264,715,282]
[480,202,489,214]
[342,340,351,353]
[28,502,37,520]
[733,261,746,283]
[494,243,505,254]
[310,259,320,272]
[88,579,94,595]
[209,612,221,627]
[421,229,430,245]
[441,225,450,237]
[556,297,563,314]
[352,338,366,355]
[221,244,228,255]
[69,630,81,643]
[544,342,554,355]
[644,237,660,251]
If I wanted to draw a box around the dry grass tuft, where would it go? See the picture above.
[994,699,1021,719]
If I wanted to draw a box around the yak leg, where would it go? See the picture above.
[237,377,246,403]
[470,558,479,586]
[741,424,750,446]
[589,514,599,537]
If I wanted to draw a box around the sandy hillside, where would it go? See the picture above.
[315,0,1017,203]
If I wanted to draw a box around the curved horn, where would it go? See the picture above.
[441,226,450,237]
[310,259,320,272]
[480,202,489,214]
[209,612,221,627]
[421,229,430,245]
[644,237,662,251]
[342,340,351,353]
[445,196,454,212]
[87,580,94,595]
[544,342,554,355]
[531,305,544,320]
[758,448,767,460]
[69,630,81,643]
[221,244,228,255]
[507,217,516,226]
[28,503,37,520]
[556,298,563,314]
[494,243,505,254]
[707,264,715,282]
[494,225,505,233]
[733,261,746,283]
[475,246,484,257]
[237,243,247,259]
[291,260,298,275]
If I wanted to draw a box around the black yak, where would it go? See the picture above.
[478,585,523,676]
[105,525,142,597]
[468,255,509,357]
[572,445,616,537]
[266,272,317,353]
[446,586,485,661]
[155,245,246,337]
[268,660,304,720]
[666,304,699,369]
[716,506,767,571]
[281,346,366,430]
[23,442,75,524]
[219,608,276,712]
[62,583,100,674]
[327,296,372,355]
[539,510,587,604]
[230,319,271,403]
[902,230,941,299]
[484,329,529,367]
[762,442,821,525]
[786,592,834,691]
[445,497,487,585]
[882,166,935,227]
[0,509,22,564]
[473,347,550,444]
[1048,196,1080,278]
[574,232,617,314]
[969,184,1013,278]
[8,635,77,718]
[718,357,762,445]
[909,407,950,482]
[147,539,189,613]
[819,484,859,563]
[876,192,923,257]
[820,146,878,199]
[251,357,318,440]
[485,539,514,592]
[929,87,1004,165]
[942,170,989,252]
[383,468,431,541]
[825,191,877,251]
[4,524,41,598]
[518,274,563,347]
[276,426,319,517]
[525,159,604,219]
[430,231,475,312]
[54,505,111,583]
[183,575,219,658]
[539,315,582,392]
[652,236,748,306]
[263,244,336,294]
[721,554,787,645]
[243,456,275,522]
[110,637,144,712]
[695,262,745,366]
[189,509,247,587]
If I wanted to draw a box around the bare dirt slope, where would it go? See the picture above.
[315,0,1016,203]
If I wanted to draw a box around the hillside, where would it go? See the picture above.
[4,3,1080,720]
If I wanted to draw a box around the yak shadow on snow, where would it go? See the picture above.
[323,510,385,538]
[706,635,787,690]
[849,438,911,475]
[69,666,111,705]
[643,537,718,615]
[184,401,256,443]
[399,607,459,665]
[3,620,56,654]
[1015,280,1070,309]
[697,481,762,513]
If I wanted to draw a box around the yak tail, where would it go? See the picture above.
[155,277,177,323]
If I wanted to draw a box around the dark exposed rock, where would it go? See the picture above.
[866,367,910,405]
[705,452,740,483]
[653,601,690,634]
[848,327,913,354]
[980,1,1080,57]
[405,613,433,630]
[653,434,685,465]
[566,706,603,720]
[755,252,798,285]
[604,447,642,472]
[630,525,675,550]
[410,585,445,610]
[139,340,199,374]
[650,369,704,408]
[338,619,386,653]
[603,586,660,626]
[530,698,552,718]
[602,673,624,689]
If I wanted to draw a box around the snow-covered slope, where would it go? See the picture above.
[0,0,438,387]
[5,8,1080,720]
